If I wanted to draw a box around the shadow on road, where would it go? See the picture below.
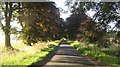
[28,40,109,67]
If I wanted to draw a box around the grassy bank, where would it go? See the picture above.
[0,40,60,67]
[70,40,119,67]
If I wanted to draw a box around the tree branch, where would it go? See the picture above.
[0,21,5,32]
[0,2,5,12]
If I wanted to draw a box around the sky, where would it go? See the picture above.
[52,0,72,20]
[52,0,96,20]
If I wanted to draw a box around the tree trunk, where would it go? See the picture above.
[5,30,12,48]
[26,35,32,46]
[4,2,13,49]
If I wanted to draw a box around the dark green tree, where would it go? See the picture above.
[19,2,61,46]
[65,1,120,47]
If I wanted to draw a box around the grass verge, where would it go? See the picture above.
[0,40,61,67]
[71,40,119,67]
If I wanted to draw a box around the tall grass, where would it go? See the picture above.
[0,40,60,67]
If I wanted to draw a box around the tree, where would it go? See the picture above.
[19,2,61,46]
[65,14,87,39]
[0,2,20,49]
[65,1,120,47]
[0,2,13,49]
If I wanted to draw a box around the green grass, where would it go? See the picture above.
[71,40,119,67]
[0,40,60,67]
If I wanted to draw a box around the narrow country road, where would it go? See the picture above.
[30,41,110,67]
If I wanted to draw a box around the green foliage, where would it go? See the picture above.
[55,40,61,43]
[84,36,96,43]
[71,41,119,66]
[21,26,40,46]
[19,2,62,45]
[102,3,112,13]
[65,2,119,48]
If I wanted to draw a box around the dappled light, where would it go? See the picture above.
[0,1,119,67]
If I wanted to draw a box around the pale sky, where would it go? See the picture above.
[52,0,72,20]
[53,0,96,20]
